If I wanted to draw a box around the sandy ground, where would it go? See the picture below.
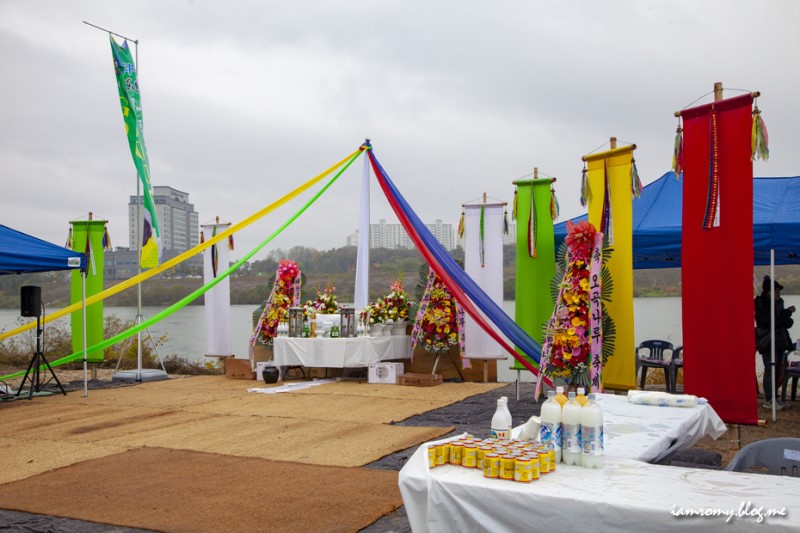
[1,370,799,532]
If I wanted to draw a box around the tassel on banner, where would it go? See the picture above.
[200,230,205,244]
[503,210,509,235]
[528,184,537,258]
[512,187,518,221]
[479,205,486,268]
[751,105,769,161]
[65,228,73,249]
[457,211,465,239]
[228,234,235,251]
[630,158,643,199]
[672,124,685,177]
[580,165,591,207]
[102,226,112,250]
[549,185,560,221]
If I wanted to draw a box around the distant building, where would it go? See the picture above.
[347,219,456,251]
[105,186,201,280]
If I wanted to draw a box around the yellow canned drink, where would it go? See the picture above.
[478,446,492,469]
[514,456,533,483]
[462,444,478,468]
[434,444,445,466]
[427,446,436,468]
[449,442,464,465]
[529,454,540,480]
[548,449,557,471]
[538,451,550,474]
[440,443,451,466]
[500,454,516,480]
[483,453,500,478]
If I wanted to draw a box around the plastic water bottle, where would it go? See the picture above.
[554,386,568,408]
[491,397,512,439]
[540,390,562,463]
[561,392,582,465]
[580,393,604,469]
[576,387,588,407]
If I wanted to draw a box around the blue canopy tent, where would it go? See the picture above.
[0,224,86,274]
[0,224,89,395]
[554,172,800,269]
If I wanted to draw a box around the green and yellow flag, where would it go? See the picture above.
[110,36,160,268]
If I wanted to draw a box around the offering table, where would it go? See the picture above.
[273,335,411,370]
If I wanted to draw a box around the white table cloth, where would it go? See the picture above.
[273,335,411,368]
[400,443,800,532]
[400,394,750,532]
[511,393,726,463]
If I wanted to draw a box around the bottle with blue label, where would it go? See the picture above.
[539,390,562,462]
[580,393,604,469]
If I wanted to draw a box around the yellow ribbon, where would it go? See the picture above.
[0,148,361,342]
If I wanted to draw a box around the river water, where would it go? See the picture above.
[3,297,796,382]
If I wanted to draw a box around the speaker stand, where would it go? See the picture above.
[15,315,66,399]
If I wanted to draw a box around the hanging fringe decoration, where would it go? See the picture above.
[580,164,591,207]
[211,226,219,278]
[512,187,518,221]
[630,158,643,199]
[200,230,205,244]
[528,183,537,258]
[503,209,509,235]
[479,205,486,268]
[672,123,685,177]
[228,234,235,251]
[102,225,112,250]
[600,160,613,245]
[549,183,560,221]
[457,211,465,239]
[703,110,721,229]
[65,228,73,249]
[751,104,769,161]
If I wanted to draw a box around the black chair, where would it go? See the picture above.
[636,339,675,391]
[671,346,683,393]
[781,360,800,402]
[726,438,800,476]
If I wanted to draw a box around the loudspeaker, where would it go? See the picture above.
[21,285,41,317]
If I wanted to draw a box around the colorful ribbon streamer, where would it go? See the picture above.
[0,148,362,343]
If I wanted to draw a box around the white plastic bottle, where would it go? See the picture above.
[491,397,512,439]
[580,393,604,469]
[539,390,563,463]
[500,396,513,438]
[561,391,582,465]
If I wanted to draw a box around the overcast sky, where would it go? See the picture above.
[1,0,798,265]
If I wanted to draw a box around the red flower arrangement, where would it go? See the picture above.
[415,275,460,353]
[255,260,301,345]
[543,220,596,382]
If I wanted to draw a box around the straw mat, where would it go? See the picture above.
[0,447,403,533]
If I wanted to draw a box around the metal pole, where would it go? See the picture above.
[770,249,776,422]
[133,39,143,383]
[83,271,88,397]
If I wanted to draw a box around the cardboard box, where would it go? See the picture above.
[224,357,255,380]
[252,344,274,364]
[368,362,404,384]
[399,372,443,387]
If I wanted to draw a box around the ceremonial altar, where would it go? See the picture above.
[273,335,411,369]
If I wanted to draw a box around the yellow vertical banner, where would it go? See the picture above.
[584,146,636,390]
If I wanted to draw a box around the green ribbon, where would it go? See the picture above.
[0,151,362,381]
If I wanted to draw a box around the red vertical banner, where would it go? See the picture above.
[681,94,757,424]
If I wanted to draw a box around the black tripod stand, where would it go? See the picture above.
[15,313,66,399]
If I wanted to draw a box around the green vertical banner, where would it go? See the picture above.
[110,36,161,269]
[512,178,556,370]
[70,220,107,363]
